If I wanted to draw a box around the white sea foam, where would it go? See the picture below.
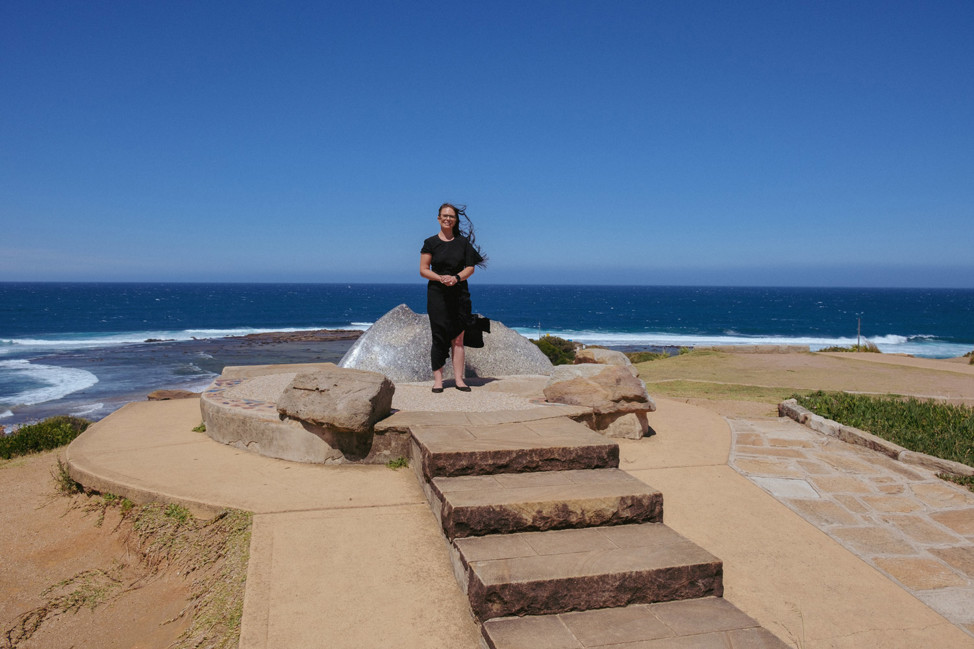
[513,329,971,359]
[0,410,12,420]
[0,326,346,353]
[0,360,99,407]
[70,402,104,417]
[187,377,219,392]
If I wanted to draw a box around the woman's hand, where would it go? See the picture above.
[440,275,457,286]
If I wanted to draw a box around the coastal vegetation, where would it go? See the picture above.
[531,335,576,365]
[817,341,881,353]
[625,351,671,363]
[795,391,974,469]
[0,416,90,460]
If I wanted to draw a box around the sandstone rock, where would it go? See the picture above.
[146,389,199,401]
[544,364,655,414]
[339,304,553,382]
[277,367,394,433]
[574,348,638,376]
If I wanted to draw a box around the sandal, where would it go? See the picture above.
[431,387,444,393]
[455,385,471,392]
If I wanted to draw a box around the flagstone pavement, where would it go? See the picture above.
[729,416,974,636]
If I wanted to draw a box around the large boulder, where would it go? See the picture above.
[543,364,656,440]
[339,304,553,382]
[277,367,394,433]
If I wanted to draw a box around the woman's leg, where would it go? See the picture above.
[451,331,466,387]
[427,283,450,387]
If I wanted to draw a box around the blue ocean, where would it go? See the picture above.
[2,282,973,428]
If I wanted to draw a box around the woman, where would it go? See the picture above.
[420,203,486,392]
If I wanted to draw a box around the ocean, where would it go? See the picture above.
[2,282,973,428]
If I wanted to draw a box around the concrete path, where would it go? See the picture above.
[65,389,974,648]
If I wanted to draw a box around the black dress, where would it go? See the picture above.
[421,234,484,372]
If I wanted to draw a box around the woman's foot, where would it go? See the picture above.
[455,384,471,392]
[431,386,444,393]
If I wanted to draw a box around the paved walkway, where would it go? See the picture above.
[729,416,974,635]
[64,384,974,648]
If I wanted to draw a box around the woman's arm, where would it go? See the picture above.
[457,266,475,282]
[420,253,457,285]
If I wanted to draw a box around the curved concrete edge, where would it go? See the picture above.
[778,399,974,477]
[65,433,229,520]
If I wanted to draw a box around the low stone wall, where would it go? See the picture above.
[778,398,974,477]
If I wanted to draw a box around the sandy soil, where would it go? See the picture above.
[0,451,192,649]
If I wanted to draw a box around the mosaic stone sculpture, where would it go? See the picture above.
[339,304,554,382]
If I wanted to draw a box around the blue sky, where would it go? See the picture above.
[2,1,972,287]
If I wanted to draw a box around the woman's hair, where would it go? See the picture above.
[439,202,488,267]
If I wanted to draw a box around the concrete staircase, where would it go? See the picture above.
[409,416,789,648]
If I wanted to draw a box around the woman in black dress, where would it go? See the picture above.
[419,203,486,392]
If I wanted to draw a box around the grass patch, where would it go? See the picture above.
[625,351,671,363]
[385,456,409,469]
[644,380,809,403]
[128,503,252,649]
[795,391,974,468]
[52,457,84,495]
[0,416,91,460]
[939,473,974,493]
[817,341,881,353]
[4,566,127,646]
[192,422,207,433]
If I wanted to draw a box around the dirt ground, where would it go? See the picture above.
[0,452,192,649]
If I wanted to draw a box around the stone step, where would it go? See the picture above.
[429,468,663,540]
[481,597,789,648]
[452,523,723,621]
[410,418,618,481]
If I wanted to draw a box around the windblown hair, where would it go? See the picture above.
[440,202,488,268]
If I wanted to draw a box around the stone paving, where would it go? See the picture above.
[728,415,974,636]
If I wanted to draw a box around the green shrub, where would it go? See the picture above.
[0,416,91,460]
[817,341,881,353]
[531,335,576,365]
[795,391,974,468]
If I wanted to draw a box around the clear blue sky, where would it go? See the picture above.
[2,1,972,287]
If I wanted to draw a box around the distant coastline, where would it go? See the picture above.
[3,283,973,429]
